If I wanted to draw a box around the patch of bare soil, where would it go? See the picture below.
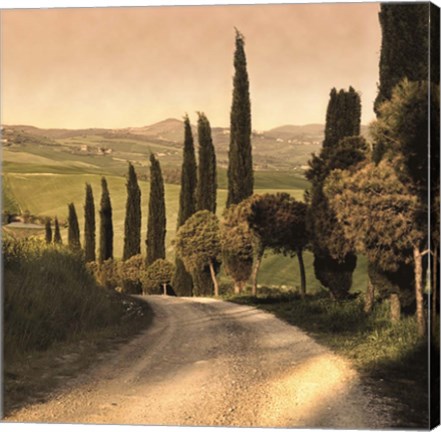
[4,296,396,427]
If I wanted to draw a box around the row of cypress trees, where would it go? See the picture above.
[172,113,218,295]
[65,154,167,266]
[65,178,113,262]
[57,28,254,295]
[44,216,62,245]
[173,29,253,295]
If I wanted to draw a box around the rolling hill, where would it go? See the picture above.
[1,118,369,292]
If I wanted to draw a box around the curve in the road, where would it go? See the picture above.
[6,296,395,428]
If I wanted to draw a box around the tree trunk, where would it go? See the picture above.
[297,249,306,299]
[432,247,438,336]
[251,250,263,296]
[234,281,245,295]
[364,278,375,314]
[390,293,401,322]
[163,283,167,296]
[414,246,426,337]
[209,260,219,297]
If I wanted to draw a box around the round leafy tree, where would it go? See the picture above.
[220,207,254,294]
[175,210,221,296]
[143,259,175,295]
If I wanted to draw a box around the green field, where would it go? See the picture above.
[2,128,367,294]
[3,169,367,294]
[3,171,300,256]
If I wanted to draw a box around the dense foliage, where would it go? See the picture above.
[306,87,365,299]
[227,29,253,207]
[99,177,113,262]
[175,210,221,296]
[143,259,175,295]
[221,205,254,294]
[197,112,217,213]
[374,3,430,113]
[84,183,96,262]
[45,218,52,244]
[67,203,81,251]
[123,163,141,260]
[146,153,167,266]
[53,216,62,244]
[248,193,309,297]
[173,115,197,296]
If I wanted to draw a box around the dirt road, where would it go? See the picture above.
[6,296,395,427]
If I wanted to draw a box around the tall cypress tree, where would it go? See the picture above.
[45,218,52,244]
[178,116,197,226]
[146,153,166,266]
[173,115,197,296]
[374,3,429,114]
[323,87,361,149]
[84,183,96,262]
[227,28,253,207]
[197,112,217,213]
[67,203,81,251]
[123,163,141,260]
[53,216,62,244]
[306,87,363,299]
[99,177,113,262]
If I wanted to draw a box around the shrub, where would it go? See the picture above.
[87,259,120,290]
[313,253,357,300]
[118,254,145,294]
[142,259,175,295]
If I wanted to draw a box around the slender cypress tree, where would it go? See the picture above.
[227,28,253,207]
[306,87,363,299]
[67,203,81,251]
[323,87,361,149]
[123,163,141,260]
[195,113,219,295]
[99,177,113,262]
[45,218,52,244]
[374,3,429,114]
[84,183,96,262]
[53,216,62,244]
[197,112,217,213]
[146,153,166,266]
[178,116,197,226]
[173,115,197,296]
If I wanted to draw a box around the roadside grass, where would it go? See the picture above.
[3,238,151,359]
[2,174,21,214]
[3,237,153,414]
[226,290,429,427]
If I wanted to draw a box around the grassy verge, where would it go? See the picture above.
[226,290,430,428]
[3,238,153,415]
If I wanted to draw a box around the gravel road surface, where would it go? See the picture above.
[6,296,394,427]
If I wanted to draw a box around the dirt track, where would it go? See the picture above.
[6,296,395,427]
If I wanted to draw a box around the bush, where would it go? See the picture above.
[142,259,175,295]
[87,259,120,290]
[313,253,357,299]
[118,254,145,294]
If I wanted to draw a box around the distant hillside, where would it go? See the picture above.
[266,124,324,139]
[126,118,186,143]
[2,119,370,174]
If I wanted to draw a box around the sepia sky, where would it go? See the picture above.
[1,3,381,130]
